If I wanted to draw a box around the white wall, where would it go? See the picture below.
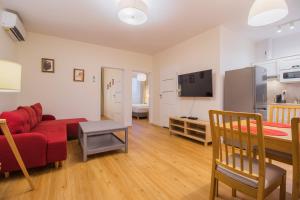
[16,32,152,125]
[152,26,255,125]
[0,5,18,112]
[220,26,255,73]
[153,27,222,124]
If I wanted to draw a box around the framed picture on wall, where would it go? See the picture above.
[73,68,85,82]
[41,58,55,73]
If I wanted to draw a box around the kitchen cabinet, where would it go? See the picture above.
[254,61,278,78]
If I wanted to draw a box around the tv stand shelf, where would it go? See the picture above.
[169,117,212,146]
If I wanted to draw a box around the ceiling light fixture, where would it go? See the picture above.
[118,0,148,26]
[248,0,289,27]
[289,22,295,30]
[277,26,282,33]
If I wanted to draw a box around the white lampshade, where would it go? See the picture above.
[118,0,148,25]
[0,60,22,92]
[248,0,288,27]
[137,73,147,82]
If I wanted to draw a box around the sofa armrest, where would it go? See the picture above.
[0,132,48,172]
[42,114,56,121]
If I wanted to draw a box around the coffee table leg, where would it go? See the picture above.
[125,128,128,153]
[78,126,81,144]
[83,134,87,161]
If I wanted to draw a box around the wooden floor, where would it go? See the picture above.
[0,119,294,200]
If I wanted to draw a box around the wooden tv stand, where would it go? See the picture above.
[169,117,212,146]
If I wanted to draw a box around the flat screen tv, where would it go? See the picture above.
[178,69,213,97]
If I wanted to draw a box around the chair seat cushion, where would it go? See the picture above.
[217,154,286,189]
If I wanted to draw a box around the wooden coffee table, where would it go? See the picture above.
[78,120,128,161]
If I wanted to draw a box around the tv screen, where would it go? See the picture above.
[178,69,213,97]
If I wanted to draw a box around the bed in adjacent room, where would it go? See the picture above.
[132,104,149,119]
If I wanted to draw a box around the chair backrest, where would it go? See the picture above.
[209,110,266,185]
[292,118,300,186]
[269,104,300,124]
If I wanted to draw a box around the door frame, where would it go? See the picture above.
[131,70,153,124]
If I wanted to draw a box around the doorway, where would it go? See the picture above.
[101,67,124,123]
[131,71,150,123]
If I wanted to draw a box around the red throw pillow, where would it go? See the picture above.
[0,109,31,134]
[18,106,38,129]
[31,103,43,122]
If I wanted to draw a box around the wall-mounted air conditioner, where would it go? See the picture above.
[1,10,26,41]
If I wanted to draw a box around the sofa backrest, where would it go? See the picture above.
[0,109,31,134]
[31,103,43,122]
[18,106,39,129]
[0,103,44,134]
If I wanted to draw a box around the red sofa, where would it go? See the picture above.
[0,103,87,173]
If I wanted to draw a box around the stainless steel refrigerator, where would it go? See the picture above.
[224,66,268,120]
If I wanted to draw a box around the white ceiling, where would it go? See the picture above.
[1,0,300,54]
[225,0,300,42]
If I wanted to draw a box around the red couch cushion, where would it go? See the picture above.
[18,106,38,129]
[31,103,43,122]
[0,133,47,172]
[0,109,31,134]
[32,120,68,163]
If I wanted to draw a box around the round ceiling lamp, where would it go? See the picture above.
[118,0,148,26]
[137,73,147,81]
[248,0,288,27]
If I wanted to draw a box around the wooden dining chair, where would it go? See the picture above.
[269,104,300,124]
[209,110,286,200]
[263,105,300,165]
[291,118,300,200]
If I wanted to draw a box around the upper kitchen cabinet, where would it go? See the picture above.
[278,56,300,68]
[253,60,278,78]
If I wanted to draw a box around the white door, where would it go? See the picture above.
[103,68,123,123]
[112,77,123,122]
[160,74,177,127]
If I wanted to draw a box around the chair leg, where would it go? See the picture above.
[292,174,299,200]
[232,189,237,197]
[209,178,217,200]
[280,174,286,200]
[215,180,219,197]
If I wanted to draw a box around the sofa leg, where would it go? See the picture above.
[54,162,59,168]
[59,161,63,167]
[4,172,9,178]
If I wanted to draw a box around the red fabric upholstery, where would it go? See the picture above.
[0,133,47,172]
[0,103,87,172]
[0,109,30,134]
[42,114,56,121]
[31,103,43,122]
[18,106,38,129]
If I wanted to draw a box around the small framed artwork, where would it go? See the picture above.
[73,68,85,82]
[41,58,55,73]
